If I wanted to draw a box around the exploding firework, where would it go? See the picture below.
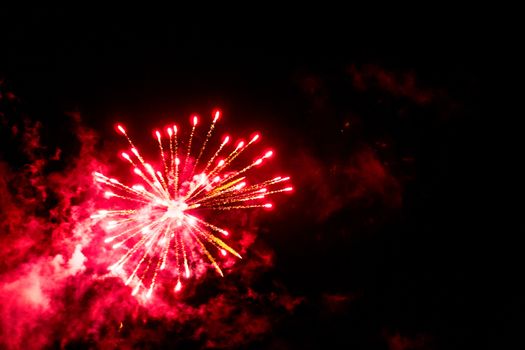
[91,110,292,298]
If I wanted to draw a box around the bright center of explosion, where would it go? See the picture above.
[163,199,188,222]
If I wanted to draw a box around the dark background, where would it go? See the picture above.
[0,6,519,349]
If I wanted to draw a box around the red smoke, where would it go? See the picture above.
[295,147,402,222]
[0,109,301,349]
[347,64,436,105]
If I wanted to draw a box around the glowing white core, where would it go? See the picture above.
[163,199,188,222]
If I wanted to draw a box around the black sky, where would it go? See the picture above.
[0,6,518,350]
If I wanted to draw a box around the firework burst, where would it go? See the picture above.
[91,110,292,298]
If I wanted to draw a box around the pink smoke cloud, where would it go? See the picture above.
[0,106,302,349]
[347,64,437,105]
[294,146,402,222]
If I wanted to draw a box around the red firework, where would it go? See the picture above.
[91,110,292,299]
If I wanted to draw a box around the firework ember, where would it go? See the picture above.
[91,110,292,298]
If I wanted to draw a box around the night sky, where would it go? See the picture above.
[0,6,517,350]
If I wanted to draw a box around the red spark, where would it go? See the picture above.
[116,124,126,135]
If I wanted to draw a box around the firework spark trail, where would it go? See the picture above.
[92,110,292,299]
